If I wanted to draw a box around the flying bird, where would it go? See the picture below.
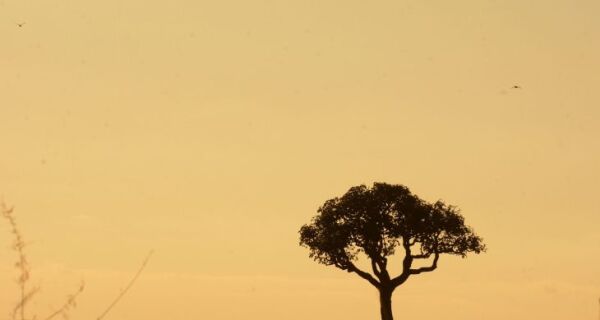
[512,85,521,89]
[16,22,25,27]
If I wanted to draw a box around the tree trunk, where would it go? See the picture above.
[379,287,394,320]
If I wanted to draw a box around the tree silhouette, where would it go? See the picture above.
[299,183,486,320]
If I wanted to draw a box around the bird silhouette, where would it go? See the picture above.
[512,85,521,89]
[16,22,25,27]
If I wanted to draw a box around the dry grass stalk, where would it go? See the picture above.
[1,201,38,320]
[96,250,154,320]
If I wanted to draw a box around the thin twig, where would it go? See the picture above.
[96,250,154,320]
[42,281,85,320]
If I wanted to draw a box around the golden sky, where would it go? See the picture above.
[1,0,599,319]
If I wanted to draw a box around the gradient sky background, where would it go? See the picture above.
[1,0,599,319]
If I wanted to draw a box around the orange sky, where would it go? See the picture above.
[1,0,599,319]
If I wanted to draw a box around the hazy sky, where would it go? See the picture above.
[1,0,599,319]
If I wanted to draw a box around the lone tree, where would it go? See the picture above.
[299,183,485,320]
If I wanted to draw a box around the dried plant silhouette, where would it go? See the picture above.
[1,200,152,320]
[1,201,44,320]
[299,183,486,320]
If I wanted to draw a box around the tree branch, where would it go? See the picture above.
[401,237,413,273]
[370,256,392,283]
[371,259,381,277]
[390,237,414,288]
[409,252,439,275]
[347,262,380,288]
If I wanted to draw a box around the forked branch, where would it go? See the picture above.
[409,252,439,275]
